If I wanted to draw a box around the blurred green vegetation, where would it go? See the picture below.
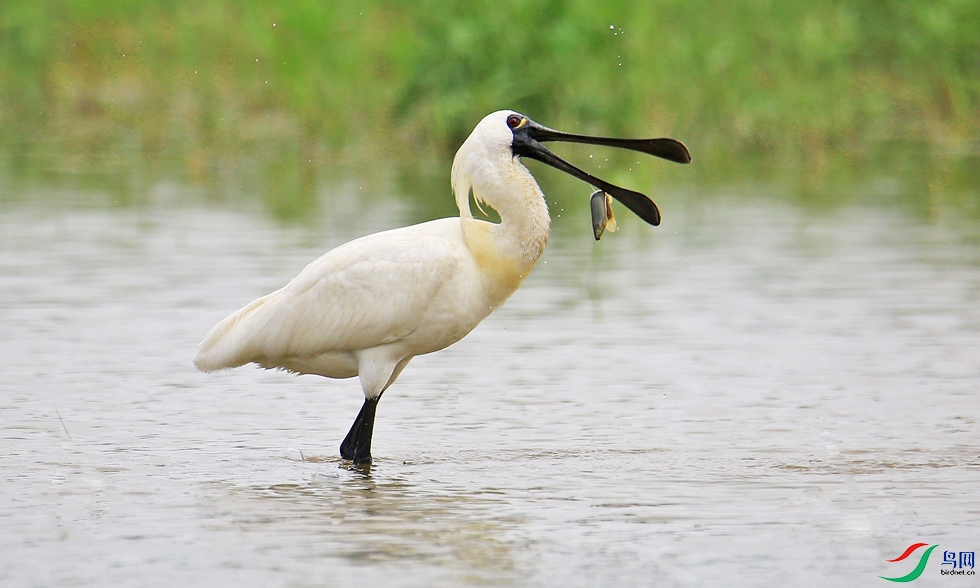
[1,0,978,220]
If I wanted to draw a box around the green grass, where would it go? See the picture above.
[1,0,978,218]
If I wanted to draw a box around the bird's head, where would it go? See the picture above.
[453,110,690,227]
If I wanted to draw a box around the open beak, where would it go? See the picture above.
[510,115,691,227]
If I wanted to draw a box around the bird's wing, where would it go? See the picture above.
[195,228,463,371]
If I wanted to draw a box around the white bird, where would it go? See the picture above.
[194,110,690,465]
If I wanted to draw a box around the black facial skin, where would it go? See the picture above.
[508,113,690,227]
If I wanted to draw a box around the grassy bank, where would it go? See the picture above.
[1,0,978,216]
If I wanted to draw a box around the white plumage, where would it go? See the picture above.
[195,109,689,464]
[195,111,548,401]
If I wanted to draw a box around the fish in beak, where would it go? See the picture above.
[508,113,691,227]
[590,189,618,240]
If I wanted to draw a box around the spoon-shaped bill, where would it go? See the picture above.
[511,117,691,227]
[515,139,663,226]
[529,127,691,164]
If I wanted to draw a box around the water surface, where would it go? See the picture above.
[1,192,978,587]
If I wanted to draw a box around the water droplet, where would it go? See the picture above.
[610,25,615,29]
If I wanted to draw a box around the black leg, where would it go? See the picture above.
[339,395,381,465]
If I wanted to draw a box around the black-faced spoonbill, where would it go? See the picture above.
[194,111,690,465]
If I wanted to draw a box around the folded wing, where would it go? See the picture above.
[194,230,461,373]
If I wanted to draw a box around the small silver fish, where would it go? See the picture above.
[590,189,617,240]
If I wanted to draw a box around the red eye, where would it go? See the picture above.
[507,115,523,129]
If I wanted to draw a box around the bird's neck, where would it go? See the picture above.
[459,160,551,298]
[467,162,550,262]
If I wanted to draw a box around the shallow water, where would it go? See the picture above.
[1,193,978,587]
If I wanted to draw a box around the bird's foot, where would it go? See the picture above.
[339,396,380,465]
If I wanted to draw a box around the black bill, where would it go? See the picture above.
[509,113,691,227]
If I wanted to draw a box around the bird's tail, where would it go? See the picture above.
[193,291,277,372]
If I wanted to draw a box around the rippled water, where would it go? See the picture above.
[2,194,978,587]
